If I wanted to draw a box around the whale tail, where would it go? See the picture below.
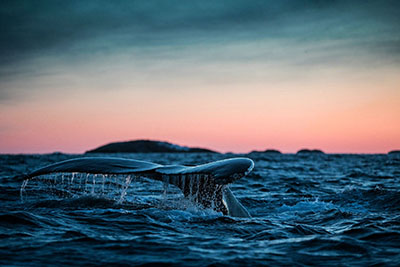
[19,157,254,217]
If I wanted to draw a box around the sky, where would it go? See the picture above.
[1,0,399,154]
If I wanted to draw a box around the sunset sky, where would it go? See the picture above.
[1,0,399,153]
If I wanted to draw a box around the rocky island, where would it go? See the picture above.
[296,149,325,154]
[86,140,217,153]
[250,149,281,154]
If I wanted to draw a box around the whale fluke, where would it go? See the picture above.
[20,157,254,217]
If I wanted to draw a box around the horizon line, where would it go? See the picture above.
[1,139,399,155]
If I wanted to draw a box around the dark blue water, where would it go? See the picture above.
[1,153,400,266]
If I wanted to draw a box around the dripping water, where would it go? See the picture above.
[19,172,224,214]
[20,179,29,201]
[117,175,132,204]
[19,173,137,203]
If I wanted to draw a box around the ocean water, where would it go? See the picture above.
[1,153,400,266]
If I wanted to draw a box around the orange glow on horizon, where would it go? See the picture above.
[1,68,399,154]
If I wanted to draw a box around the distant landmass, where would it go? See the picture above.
[296,149,325,154]
[86,140,217,153]
[250,149,281,154]
[388,150,400,155]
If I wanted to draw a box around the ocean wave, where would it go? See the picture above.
[1,153,400,265]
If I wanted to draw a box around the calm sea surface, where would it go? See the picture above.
[1,153,399,266]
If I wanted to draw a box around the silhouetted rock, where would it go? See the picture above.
[388,150,400,155]
[250,149,281,154]
[86,140,217,153]
[263,149,281,154]
[296,149,324,154]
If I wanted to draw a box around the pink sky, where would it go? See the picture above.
[1,60,399,154]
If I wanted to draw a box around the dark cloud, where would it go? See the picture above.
[0,0,399,102]
[1,0,399,64]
